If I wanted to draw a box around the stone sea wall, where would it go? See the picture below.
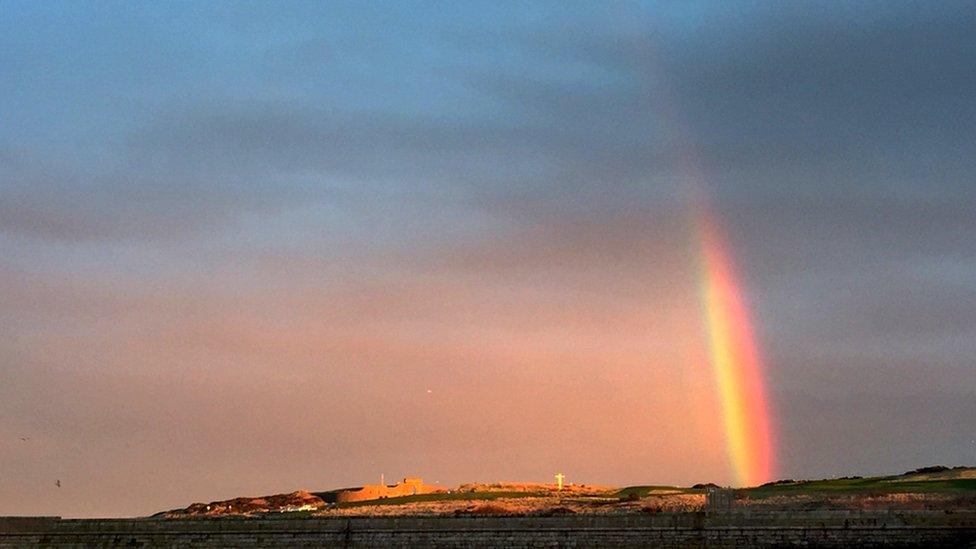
[2,511,975,547]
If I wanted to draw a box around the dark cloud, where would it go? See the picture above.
[7,1,972,241]
[776,389,976,478]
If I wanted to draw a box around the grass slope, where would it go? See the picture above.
[613,486,693,499]
[335,491,550,508]
[327,467,976,508]
[745,477,976,498]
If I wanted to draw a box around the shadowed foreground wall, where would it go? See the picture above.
[3,512,976,548]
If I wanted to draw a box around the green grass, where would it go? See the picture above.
[613,486,693,499]
[743,477,976,498]
[334,491,549,508]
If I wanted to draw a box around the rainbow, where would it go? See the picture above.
[634,35,774,483]
[694,204,775,487]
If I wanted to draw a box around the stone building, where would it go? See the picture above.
[327,477,444,503]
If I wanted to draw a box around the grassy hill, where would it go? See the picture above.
[744,467,976,498]
[336,467,976,508]
[161,466,975,517]
[334,490,551,509]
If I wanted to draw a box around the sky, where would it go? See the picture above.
[1,1,974,518]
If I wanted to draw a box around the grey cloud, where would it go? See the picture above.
[455,1,976,194]
[4,1,975,245]
[0,142,335,242]
[128,104,548,181]
[776,389,976,479]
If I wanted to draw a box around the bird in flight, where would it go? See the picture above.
[20,437,29,442]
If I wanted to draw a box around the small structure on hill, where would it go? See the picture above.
[705,486,735,512]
